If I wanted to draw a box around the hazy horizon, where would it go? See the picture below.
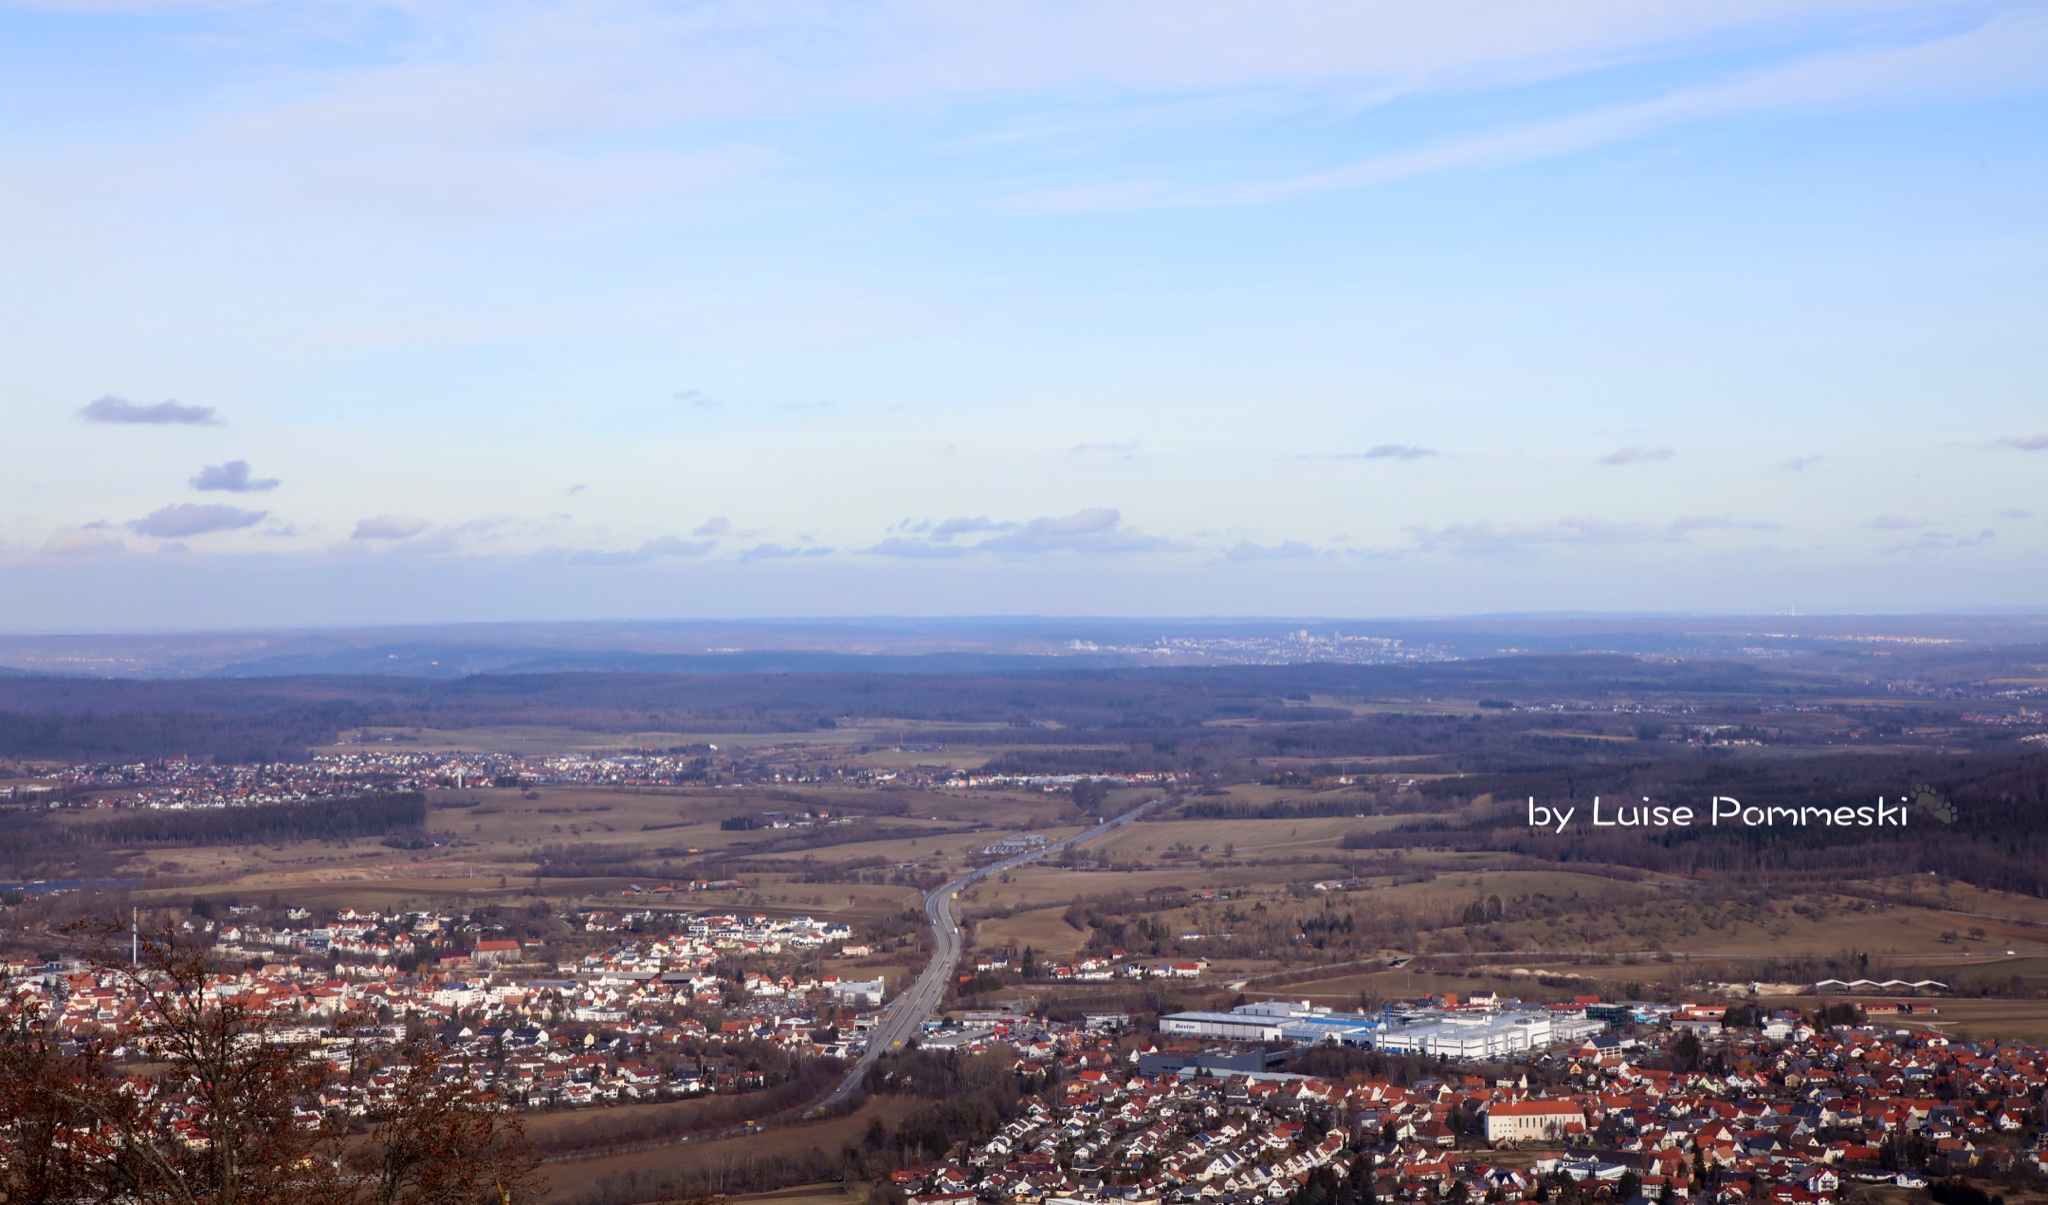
[4,610,2046,680]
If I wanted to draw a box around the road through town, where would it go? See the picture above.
[549,796,1180,1162]
[816,796,1177,1110]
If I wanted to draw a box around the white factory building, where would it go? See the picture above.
[1157,1010,1287,1042]
[1372,1010,1602,1059]
[1159,1000,1601,1059]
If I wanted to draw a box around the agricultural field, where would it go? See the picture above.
[971,905,1092,961]
[8,643,2048,1042]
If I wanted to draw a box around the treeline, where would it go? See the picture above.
[0,793,425,878]
[88,792,425,846]
[1178,797,1369,820]
[0,653,1846,764]
[0,702,371,763]
[980,747,1175,775]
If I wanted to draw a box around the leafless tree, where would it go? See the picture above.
[1,920,543,1205]
[0,982,131,1204]
[328,1034,543,1205]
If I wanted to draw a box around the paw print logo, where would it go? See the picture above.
[1911,784,1958,824]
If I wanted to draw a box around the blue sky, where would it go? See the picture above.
[3,0,2045,629]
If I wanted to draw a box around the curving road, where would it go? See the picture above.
[816,795,1177,1110]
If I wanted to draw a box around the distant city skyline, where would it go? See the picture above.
[3,1,2044,628]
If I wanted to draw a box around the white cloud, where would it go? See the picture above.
[80,395,220,425]
[862,537,972,559]
[739,542,833,561]
[693,516,732,536]
[128,504,267,538]
[1599,445,1675,465]
[352,514,433,540]
[1333,444,1437,461]
[930,515,1015,540]
[191,460,280,492]
[975,508,1188,554]
[860,508,1188,557]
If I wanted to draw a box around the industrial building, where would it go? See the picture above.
[1156,1010,1286,1042]
[1372,1010,1603,1058]
[1158,999,1602,1059]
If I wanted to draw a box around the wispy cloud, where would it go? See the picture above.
[1780,454,1823,471]
[1599,445,1675,466]
[1667,515,1780,534]
[351,514,433,541]
[1222,539,1321,561]
[976,508,1188,554]
[862,537,972,559]
[531,535,717,566]
[378,516,517,556]
[128,504,267,538]
[740,542,832,562]
[42,528,126,556]
[190,460,280,492]
[1072,442,1138,457]
[81,396,220,425]
[639,535,717,557]
[693,516,731,536]
[1992,434,2048,451]
[675,389,718,408]
[930,515,1015,541]
[863,508,1187,557]
[1408,516,1661,552]
[1888,529,1995,553]
[1409,512,1774,554]
[1009,9,2048,214]
[533,547,640,566]
[1339,444,1437,461]
[1293,444,1439,461]
[1867,515,1917,531]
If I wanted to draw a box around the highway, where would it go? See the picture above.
[815,795,1176,1110]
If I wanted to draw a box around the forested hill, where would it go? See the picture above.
[0,656,1829,763]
